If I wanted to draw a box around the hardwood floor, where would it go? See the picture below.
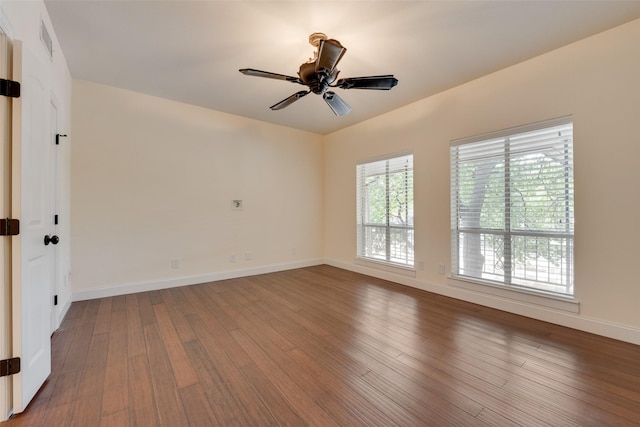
[3,265,640,426]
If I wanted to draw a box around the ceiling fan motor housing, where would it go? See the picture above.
[298,62,338,94]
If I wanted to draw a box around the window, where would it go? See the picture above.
[357,154,414,267]
[450,117,574,296]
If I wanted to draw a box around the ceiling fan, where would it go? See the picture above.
[239,32,398,116]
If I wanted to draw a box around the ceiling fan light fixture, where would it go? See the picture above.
[315,38,346,76]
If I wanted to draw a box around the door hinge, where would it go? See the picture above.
[55,133,67,145]
[54,295,58,306]
[0,358,20,377]
[0,218,20,236]
[0,78,20,98]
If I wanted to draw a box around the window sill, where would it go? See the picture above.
[448,276,579,314]
[355,257,416,278]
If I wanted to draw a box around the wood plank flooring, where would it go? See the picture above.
[3,265,640,426]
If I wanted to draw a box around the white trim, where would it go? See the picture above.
[450,115,573,147]
[325,258,640,346]
[356,149,413,166]
[71,258,324,301]
[448,276,579,313]
[57,296,71,325]
[355,257,416,277]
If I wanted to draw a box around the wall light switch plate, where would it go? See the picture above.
[231,199,243,211]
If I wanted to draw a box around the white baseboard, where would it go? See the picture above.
[72,258,324,302]
[325,258,640,346]
[58,297,72,326]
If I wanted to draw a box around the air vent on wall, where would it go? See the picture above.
[40,19,53,58]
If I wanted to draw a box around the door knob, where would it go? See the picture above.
[44,235,60,245]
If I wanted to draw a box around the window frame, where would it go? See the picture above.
[450,116,575,298]
[356,152,414,270]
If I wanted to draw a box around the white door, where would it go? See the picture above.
[11,40,53,413]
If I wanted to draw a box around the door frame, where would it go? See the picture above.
[49,98,59,332]
[0,28,14,422]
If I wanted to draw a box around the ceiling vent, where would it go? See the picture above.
[40,20,53,58]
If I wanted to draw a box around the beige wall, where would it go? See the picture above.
[71,80,323,297]
[325,19,640,341]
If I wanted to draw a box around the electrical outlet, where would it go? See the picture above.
[418,261,425,270]
[230,254,237,263]
[245,252,252,261]
[438,264,446,275]
[171,259,180,269]
[291,247,297,256]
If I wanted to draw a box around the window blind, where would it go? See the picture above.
[357,154,414,267]
[450,117,574,296]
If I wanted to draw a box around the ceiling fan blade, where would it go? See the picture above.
[239,68,303,84]
[270,90,310,110]
[336,75,399,90]
[323,91,352,116]
[315,39,346,75]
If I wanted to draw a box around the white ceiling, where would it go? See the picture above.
[43,0,640,135]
